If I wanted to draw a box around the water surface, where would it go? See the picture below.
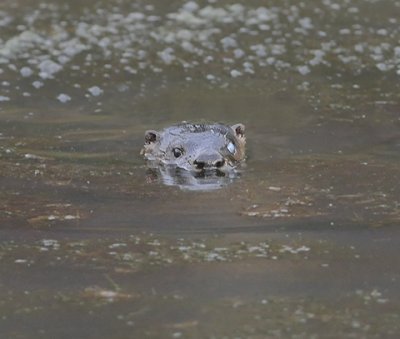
[1,0,400,338]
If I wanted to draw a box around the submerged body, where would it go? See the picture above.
[141,122,246,173]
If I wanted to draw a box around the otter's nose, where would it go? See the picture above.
[193,154,225,170]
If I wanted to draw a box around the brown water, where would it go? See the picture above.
[1,0,400,338]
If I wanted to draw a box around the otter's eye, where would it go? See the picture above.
[227,142,236,154]
[172,147,184,158]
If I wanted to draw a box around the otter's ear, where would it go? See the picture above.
[145,130,159,144]
[231,123,245,137]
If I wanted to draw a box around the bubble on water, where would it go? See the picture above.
[243,62,254,74]
[0,95,10,102]
[125,12,145,23]
[168,10,204,26]
[88,86,103,96]
[376,63,391,71]
[297,65,311,75]
[0,0,398,89]
[180,40,194,54]
[15,259,28,264]
[329,3,341,11]
[24,153,41,159]
[299,17,313,30]
[38,60,62,79]
[0,11,12,27]
[354,43,365,53]
[57,93,71,103]
[57,55,70,65]
[199,6,228,22]
[147,15,160,23]
[182,1,199,13]
[230,69,242,78]
[158,48,175,64]
[0,31,42,58]
[220,36,237,49]
[309,50,325,66]
[233,48,245,59]
[20,66,33,77]
[41,239,59,247]
[271,44,286,56]
[124,66,137,74]
[338,55,357,64]
[376,28,388,36]
[60,38,88,57]
[254,7,275,22]
[257,23,270,31]
[251,44,267,58]
[32,81,44,89]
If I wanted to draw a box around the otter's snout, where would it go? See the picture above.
[193,153,225,170]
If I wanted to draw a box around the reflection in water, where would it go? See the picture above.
[146,166,239,191]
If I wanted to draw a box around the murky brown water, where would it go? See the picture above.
[1,0,400,338]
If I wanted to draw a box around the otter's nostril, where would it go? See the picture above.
[193,160,205,170]
[214,159,225,168]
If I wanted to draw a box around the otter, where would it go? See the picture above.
[141,122,246,173]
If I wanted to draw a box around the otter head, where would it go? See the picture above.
[142,123,246,173]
